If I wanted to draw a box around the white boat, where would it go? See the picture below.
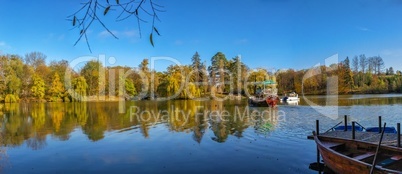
[281,100,299,105]
[281,92,300,102]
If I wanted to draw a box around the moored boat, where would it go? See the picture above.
[282,92,300,102]
[248,80,279,107]
[313,132,402,173]
[366,127,398,134]
[248,94,279,107]
[333,125,364,132]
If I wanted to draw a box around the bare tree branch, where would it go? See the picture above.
[69,0,163,52]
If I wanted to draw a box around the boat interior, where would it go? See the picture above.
[322,137,402,171]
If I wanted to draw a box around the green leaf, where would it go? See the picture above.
[106,0,109,4]
[153,27,160,36]
[116,0,119,4]
[150,33,154,47]
[73,16,76,26]
[104,6,110,15]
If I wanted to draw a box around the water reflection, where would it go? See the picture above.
[0,100,280,149]
[1,95,402,173]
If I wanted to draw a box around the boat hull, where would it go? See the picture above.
[248,98,269,107]
[248,96,278,107]
[314,135,402,174]
[317,139,372,173]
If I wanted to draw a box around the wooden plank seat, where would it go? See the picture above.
[353,152,375,161]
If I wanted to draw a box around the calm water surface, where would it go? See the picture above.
[1,94,402,173]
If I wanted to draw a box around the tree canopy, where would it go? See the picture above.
[0,51,401,102]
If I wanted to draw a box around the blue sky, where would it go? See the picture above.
[1,0,402,71]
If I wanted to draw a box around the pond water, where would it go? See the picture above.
[1,94,402,173]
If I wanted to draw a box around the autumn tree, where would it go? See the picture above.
[190,52,206,94]
[49,73,65,101]
[24,52,46,70]
[20,64,34,99]
[276,69,295,94]
[166,65,183,98]
[0,55,24,102]
[31,74,46,100]
[80,60,105,96]
[25,52,50,87]
[49,60,69,85]
[71,76,88,102]
[247,68,270,95]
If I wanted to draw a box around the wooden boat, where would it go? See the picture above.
[313,132,402,173]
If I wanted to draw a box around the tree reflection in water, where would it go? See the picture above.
[0,100,279,149]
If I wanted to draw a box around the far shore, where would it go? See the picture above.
[3,92,402,103]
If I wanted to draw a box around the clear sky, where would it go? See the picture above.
[1,0,402,71]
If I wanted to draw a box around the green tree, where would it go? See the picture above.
[117,75,137,97]
[139,59,150,95]
[389,67,395,75]
[191,52,202,83]
[190,52,207,95]
[229,56,248,95]
[31,74,46,99]
[125,78,137,96]
[80,60,105,96]
[340,57,354,93]
[209,52,228,94]
[6,74,21,95]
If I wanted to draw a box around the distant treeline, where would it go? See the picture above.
[277,55,402,95]
[0,51,276,102]
[1,52,400,103]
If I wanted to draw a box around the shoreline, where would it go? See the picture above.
[3,93,402,103]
